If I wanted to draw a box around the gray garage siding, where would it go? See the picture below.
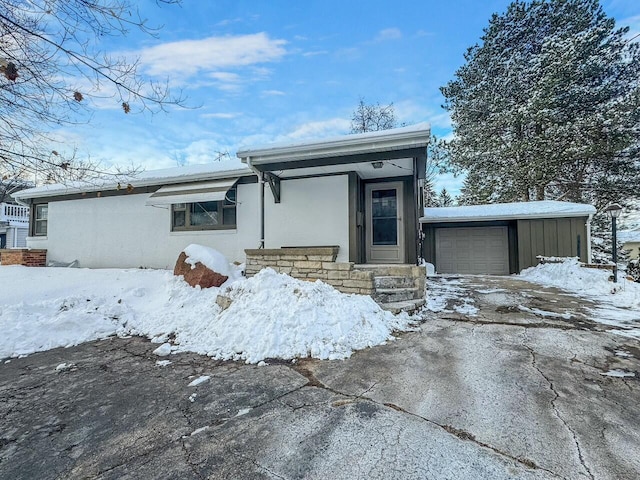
[422,216,590,274]
[517,216,590,270]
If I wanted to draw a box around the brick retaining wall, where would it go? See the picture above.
[245,247,375,295]
[0,249,47,266]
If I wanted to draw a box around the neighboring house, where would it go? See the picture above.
[0,202,30,249]
[421,201,596,275]
[619,229,640,259]
[14,124,430,269]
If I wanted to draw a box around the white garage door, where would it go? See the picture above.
[435,226,509,275]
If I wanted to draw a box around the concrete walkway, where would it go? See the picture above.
[1,276,638,479]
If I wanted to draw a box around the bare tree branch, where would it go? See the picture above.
[0,0,184,183]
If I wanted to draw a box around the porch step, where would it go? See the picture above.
[374,287,420,303]
[374,275,416,289]
[355,264,423,277]
[379,298,426,315]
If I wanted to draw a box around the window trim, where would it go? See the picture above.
[32,203,48,237]
[170,189,237,232]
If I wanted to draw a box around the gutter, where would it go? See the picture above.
[13,167,254,201]
[245,157,265,249]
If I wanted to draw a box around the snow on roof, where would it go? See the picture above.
[619,230,640,243]
[421,201,596,223]
[14,159,252,200]
[236,122,431,165]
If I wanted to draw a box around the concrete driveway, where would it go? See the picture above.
[1,276,638,479]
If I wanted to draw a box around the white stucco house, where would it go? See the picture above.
[14,124,431,269]
[13,123,596,282]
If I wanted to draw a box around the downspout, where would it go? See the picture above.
[586,213,593,263]
[245,157,265,249]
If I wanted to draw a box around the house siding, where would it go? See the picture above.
[264,175,350,262]
[26,183,261,268]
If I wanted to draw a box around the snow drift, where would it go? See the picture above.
[0,259,415,362]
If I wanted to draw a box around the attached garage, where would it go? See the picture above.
[421,201,596,275]
[435,226,510,275]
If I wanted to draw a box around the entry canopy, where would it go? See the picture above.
[145,178,238,206]
[236,123,430,176]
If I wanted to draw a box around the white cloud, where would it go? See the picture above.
[394,100,451,130]
[282,118,351,140]
[215,18,243,27]
[415,29,435,38]
[262,89,286,96]
[302,50,329,57]
[375,28,402,42]
[208,72,241,82]
[200,112,242,119]
[138,33,287,77]
[335,47,360,60]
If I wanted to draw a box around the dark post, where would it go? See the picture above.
[612,216,618,283]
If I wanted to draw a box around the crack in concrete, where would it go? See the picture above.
[178,401,206,480]
[289,361,559,477]
[522,330,594,480]
[441,315,584,332]
[206,429,289,480]
[383,402,554,475]
[92,437,177,478]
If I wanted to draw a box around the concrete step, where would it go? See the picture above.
[374,275,416,289]
[355,264,424,277]
[379,298,426,315]
[374,287,420,303]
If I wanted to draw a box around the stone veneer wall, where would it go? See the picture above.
[245,247,375,295]
[0,249,47,266]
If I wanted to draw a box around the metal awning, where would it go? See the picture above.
[145,178,238,206]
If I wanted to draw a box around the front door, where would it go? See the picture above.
[365,182,404,263]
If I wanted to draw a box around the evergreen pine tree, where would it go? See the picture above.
[441,0,640,209]
[437,188,455,207]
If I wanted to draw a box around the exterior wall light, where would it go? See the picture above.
[371,161,384,169]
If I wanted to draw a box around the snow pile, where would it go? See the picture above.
[183,243,241,281]
[0,264,414,362]
[178,268,414,362]
[519,258,640,307]
[519,258,640,336]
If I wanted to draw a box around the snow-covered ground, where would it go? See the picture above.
[519,258,640,338]
[424,277,479,316]
[0,254,415,362]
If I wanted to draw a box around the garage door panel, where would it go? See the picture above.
[435,227,509,275]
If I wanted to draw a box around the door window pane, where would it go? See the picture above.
[372,189,397,246]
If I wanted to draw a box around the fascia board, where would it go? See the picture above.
[14,168,254,200]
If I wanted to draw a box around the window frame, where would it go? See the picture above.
[32,203,48,237]
[170,188,237,232]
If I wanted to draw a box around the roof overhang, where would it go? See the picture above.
[237,123,430,172]
[420,201,596,223]
[14,167,252,201]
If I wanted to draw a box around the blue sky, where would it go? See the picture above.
[60,0,640,196]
